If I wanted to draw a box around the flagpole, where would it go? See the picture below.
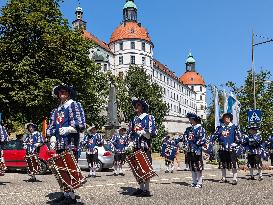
[252,31,256,110]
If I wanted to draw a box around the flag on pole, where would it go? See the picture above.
[214,87,221,129]
[223,90,228,113]
[227,92,241,126]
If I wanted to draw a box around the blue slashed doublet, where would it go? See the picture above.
[47,99,86,154]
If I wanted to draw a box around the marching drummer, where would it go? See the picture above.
[161,135,179,173]
[0,123,9,176]
[183,113,206,189]
[211,113,242,185]
[23,123,44,182]
[128,97,157,197]
[242,124,264,181]
[110,124,129,176]
[47,84,86,205]
[81,124,103,178]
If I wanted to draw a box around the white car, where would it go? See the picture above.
[78,145,114,172]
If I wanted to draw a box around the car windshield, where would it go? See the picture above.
[2,140,23,150]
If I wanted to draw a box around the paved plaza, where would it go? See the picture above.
[1,161,273,205]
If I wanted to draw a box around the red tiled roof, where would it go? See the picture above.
[83,30,112,53]
[179,71,205,85]
[153,59,179,81]
[110,22,151,43]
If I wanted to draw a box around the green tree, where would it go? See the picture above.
[0,0,108,130]
[116,66,169,152]
[226,70,273,138]
[205,70,273,138]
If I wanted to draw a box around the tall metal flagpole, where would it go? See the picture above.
[252,31,256,110]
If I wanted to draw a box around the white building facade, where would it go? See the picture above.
[73,0,206,134]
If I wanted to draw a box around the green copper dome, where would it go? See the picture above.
[186,52,195,64]
[123,0,137,10]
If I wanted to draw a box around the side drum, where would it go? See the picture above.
[126,150,157,184]
[25,154,41,175]
[49,151,86,192]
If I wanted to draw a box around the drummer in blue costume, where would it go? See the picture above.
[47,84,86,205]
[183,113,206,188]
[243,124,263,181]
[212,113,242,185]
[81,124,103,178]
[129,97,157,197]
[161,135,179,173]
[23,123,44,182]
[0,123,8,176]
[110,124,129,176]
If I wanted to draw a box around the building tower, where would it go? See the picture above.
[179,53,207,119]
[123,0,138,22]
[72,6,87,30]
[109,0,154,77]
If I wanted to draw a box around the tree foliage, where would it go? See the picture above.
[0,0,108,131]
[116,66,169,152]
[226,70,273,138]
[206,70,273,138]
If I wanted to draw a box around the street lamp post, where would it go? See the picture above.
[251,32,273,110]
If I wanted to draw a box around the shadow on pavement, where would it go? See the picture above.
[23,179,43,183]
[119,186,136,196]
[203,178,221,183]
[172,181,190,187]
[0,181,11,186]
[45,192,84,205]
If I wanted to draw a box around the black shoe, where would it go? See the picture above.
[60,196,77,205]
[170,170,174,173]
[87,174,92,178]
[113,173,118,176]
[232,180,238,185]
[119,173,125,176]
[165,170,169,173]
[52,193,65,203]
[247,176,255,180]
[27,177,36,182]
[137,190,152,197]
[131,188,143,196]
[258,177,263,181]
[219,179,228,183]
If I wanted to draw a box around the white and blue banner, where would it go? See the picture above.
[247,110,262,123]
[214,87,221,129]
[227,92,241,126]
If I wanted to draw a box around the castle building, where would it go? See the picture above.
[73,0,206,134]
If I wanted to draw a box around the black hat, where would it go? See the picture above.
[132,97,149,113]
[247,123,260,130]
[25,123,37,130]
[186,113,202,122]
[52,83,76,99]
[222,113,233,121]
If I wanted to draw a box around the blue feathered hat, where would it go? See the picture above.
[132,97,149,113]
[186,113,202,122]
[25,122,37,130]
[52,83,76,99]
[247,123,260,130]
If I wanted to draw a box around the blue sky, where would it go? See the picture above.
[1,0,273,93]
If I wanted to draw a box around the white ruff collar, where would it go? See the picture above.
[58,99,74,110]
[222,122,233,127]
[138,113,148,120]
[193,124,201,129]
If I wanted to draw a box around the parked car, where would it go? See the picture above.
[78,144,114,172]
[1,140,56,174]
